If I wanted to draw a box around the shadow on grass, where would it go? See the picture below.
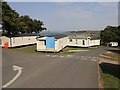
[99,62,120,79]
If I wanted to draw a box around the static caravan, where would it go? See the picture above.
[68,36,100,47]
[1,36,37,47]
[37,36,68,52]
[37,35,100,52]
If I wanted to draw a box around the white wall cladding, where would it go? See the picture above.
[55,37,69,52]
[37,36,100,52]
[1,36,37,47]
[1,36,100,52]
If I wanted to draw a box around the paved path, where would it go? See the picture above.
[2,47,108,88]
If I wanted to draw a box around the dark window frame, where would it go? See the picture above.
[83,40,85,45]
[44,40,46,45]
[76,39,78,44]
[69,39,73,42]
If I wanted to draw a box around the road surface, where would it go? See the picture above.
[2,47,108,88]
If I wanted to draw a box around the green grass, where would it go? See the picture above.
[63,45,105,52]
[100,69,119,89]
[101,52,119,61]
[97,45,106,48]
[62,47,84,52]
[99,63,120,89]
[10,45,74,55]
[10,45,39,53]
[10,45,105,55]
[99,49,120,89]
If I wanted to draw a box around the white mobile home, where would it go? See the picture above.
[37,36,68,52]
[68,36,100,47]
[37,35,100,52]
[1,36,37,47]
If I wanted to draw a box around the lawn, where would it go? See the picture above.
[10,45,102,55]
[62,45,104,52]
[99,63,120,89]
[99,49,120,89]
[101,52,119,61]
[11,45,37,53]
[10,45,73,55]
[62,47,89,53]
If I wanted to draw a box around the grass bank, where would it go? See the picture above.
[100,52,119,61]
[99,50,120,89]
[99,63,120,89]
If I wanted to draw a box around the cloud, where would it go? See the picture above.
[45,2,118,31]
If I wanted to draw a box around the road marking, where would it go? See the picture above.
[51,55,57,57]
[2,65,23,88]
[46,55,50,56]
[59,56,64,58]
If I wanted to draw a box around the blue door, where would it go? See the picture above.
[46,37,55,49]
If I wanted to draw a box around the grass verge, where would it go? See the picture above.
[10,45,74,55]
[10,45,38,53]
[62,45,104,52]
[100,52,119,61]
[99,64,120,89]
[99,51,120,89]
[10,45,105,55]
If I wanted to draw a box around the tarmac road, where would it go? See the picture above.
[2,47,108,88]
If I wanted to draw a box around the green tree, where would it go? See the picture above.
[20,15,46,34]
[2,2,20,36]
[32,19,46,33]
[2,2,46,36]
[20,15,32,33]
[100,26,119,46]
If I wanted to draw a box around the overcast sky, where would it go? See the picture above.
[8,2,118,32]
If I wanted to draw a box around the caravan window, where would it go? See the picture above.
[83,40,85,45]
[76,39,78,44]
[44,40,46,45]
[69,39,72,42]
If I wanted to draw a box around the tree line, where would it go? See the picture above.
[100,26,120,46]
[2,2,46,36]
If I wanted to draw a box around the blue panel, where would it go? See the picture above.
[46,37,55,48]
